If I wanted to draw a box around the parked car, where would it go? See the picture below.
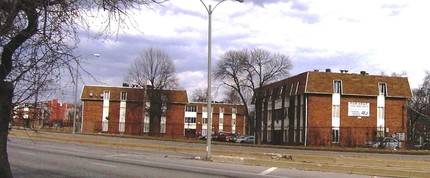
[363,137,383,148]
[379,137,401,150]
[227,133,240,142]
[217,132,234,142]
[415,142,430,150]
[228,134,241,143]
[235,135,255,144]
[198,134,219,141]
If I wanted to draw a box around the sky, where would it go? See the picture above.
[64,0,430,102]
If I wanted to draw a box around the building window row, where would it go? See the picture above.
[100,90,128,100]
[187,106,234,114]
[332,80,388,96]
[185,117,196,124]
[185,106,197,112]
[264,82,301,102]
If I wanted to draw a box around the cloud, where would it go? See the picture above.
[64,0,430,103]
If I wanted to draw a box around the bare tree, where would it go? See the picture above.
[0,1,163,177]
[191,88,208,102]
[126,47,178,89]
[214,48,292,145]
[125,47,179,136]
[408,71,430,146]
[223,88,241,104]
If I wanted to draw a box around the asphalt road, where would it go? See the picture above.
[7,135,368,178]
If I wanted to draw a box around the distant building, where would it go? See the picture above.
[80,85,246,138]
[256,69,412,148]
[45,99,74,124]
[183,102,246,138]
[12,102,49,128]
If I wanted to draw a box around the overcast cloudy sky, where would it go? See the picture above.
[67,0,430,101]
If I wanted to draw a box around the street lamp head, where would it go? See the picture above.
[93,54,100,57]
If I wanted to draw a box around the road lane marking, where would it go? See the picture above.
[259,167,277,175]
[105,154,130,158]
[20,151,35,155]
[92,162,118,168]
[111,156,288,178]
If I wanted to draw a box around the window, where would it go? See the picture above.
[334,80,342,94]
[377,126,384,138]
[160,117,166,134]
[202,117,208,124]
[377,106,384,119]
[332,129,339,143]
[184,117,196,123]
[278,87,283,99]
[290,84,294,96]
[119,92,126,132]
[186,106,197,112]
[378,83,387,96]
[332,105,340,117]
[232,107,237,114]
[282,85,287,97]
[202,107,207,112]
[220,107,225,113]
[143,112,150,133]
[120,92,127,101]
[103,90,110,100]
[267,90,272,101]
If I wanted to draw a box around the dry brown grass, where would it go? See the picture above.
[9,129,430,178]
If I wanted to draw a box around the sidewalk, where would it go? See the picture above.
[8,129,430,178]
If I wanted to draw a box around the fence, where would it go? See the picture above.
[262,126,407,147]
[11,119,414,148]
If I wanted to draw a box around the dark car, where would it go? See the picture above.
[227,133,240,142]
[217,132,233,142]
[199,134,219,141]
[419,142,430,150]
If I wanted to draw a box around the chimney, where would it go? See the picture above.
[325,69,331,72]
[313,69,319,72]
[122,83,129,87]
[360,71,367,75]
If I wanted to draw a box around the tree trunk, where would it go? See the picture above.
[148,89,162,136]
[0,81,13,178]
[254,97,263,145]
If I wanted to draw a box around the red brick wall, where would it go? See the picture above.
[125,102,144,134]
[235,115,246,135]
[165,104,185,138]
[338,96,377,146]
[82,100,145,135]
[82,100,102,133]
[306,94,408,147]
[306,94,332,146]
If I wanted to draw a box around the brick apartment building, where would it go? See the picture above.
[257,69,412,147]
[80,85,245,138]
[183,102,246,138]
[12,102,49,128]
[45,99,74,123]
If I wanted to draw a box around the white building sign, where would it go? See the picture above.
[348,102,370,117]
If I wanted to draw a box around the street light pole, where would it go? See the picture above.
[72,58,79,137]
[199,0,243,159]
[73,53,100,137]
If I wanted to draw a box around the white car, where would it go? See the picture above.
[235,135,255,144]
[380,137,401,150]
